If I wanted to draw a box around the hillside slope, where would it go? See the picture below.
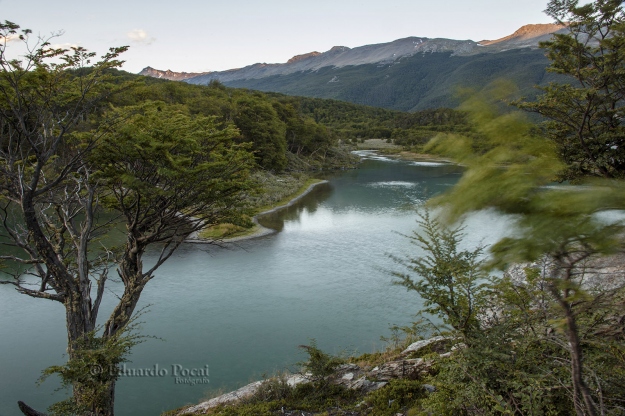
[224,49,558,111]
[141,24,565,110]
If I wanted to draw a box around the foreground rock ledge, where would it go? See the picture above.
[178,336,452,415]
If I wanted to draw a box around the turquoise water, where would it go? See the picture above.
[0,152,511,415]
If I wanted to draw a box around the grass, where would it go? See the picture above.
[356,138,402,151]
[198,222,257,240]
[255,177,324,214]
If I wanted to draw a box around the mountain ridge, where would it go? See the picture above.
[138,23,566,111]
[139,24,564,83]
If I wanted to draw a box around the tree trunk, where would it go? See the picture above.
[564,305,597,416]
[65,295,115,415]
[22,194,115,414]
[103,241,147,338]
[549,257,598,416]
[70,380,115,416]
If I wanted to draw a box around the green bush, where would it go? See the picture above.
[363,379,427,416]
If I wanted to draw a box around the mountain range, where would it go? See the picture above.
[140,24,566,111]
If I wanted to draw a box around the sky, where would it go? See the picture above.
[5,0,556,74]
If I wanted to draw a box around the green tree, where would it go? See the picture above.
[0,23,254,415]
[272,100,333,157]
[511,2,625,411]
[518,0,625,180]
[392,211,490,341]
[233,95,288,171]
[422,87,625,415]
[93,102,254,338]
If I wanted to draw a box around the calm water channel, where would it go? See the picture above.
[0,151,512,415]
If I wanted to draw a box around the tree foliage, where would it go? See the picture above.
[0,22,254,415]
[393,212,490,340]
[518,0,625,180]
[398,2,625,410]
[38,322,144,416]
[93,102,255,338]
[419,86,625,415]
[402,0,625,410]
[233,95,288,171]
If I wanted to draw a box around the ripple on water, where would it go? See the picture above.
[409,161,449,167]
[367,181,418,188]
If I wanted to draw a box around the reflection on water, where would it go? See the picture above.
[258,182,333,232]
[0,154,504,416]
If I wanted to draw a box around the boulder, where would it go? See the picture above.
[180,380,264,414]
[401,336,450,356]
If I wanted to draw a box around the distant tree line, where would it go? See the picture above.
[106,75,471,164]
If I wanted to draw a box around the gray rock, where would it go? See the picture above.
[423,384,436,393]
[286,374,308,387]
[180,380,264,414]
[348,376,387,392]
[401,336,449,355]
[369,358,430,380]
[179,373,309,414]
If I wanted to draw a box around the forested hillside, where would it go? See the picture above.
[112,74,470,163]
[218,49,561,111]
[105,75,343,172]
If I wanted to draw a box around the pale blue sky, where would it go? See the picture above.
[5,0,556,74]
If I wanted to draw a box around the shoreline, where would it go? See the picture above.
[185,179,329,244]
[374,149,453,164]
[387,150,453,163]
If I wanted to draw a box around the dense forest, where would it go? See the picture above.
[107,73,470,166]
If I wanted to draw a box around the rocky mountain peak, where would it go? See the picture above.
[329,46,351,53]
[140,23,565,88]
[287,51,322,64]
[478,23,566,46]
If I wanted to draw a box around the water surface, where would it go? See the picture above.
[0,152,510,415]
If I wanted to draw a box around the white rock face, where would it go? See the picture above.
[179,374,309,415]
[401,336,449,355]
[180,380,263,414]
[286,374,308,387]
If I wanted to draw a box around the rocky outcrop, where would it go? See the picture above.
[138,66,211,81]
[177,336,453,415]
[478,23,566,47]
[287,51,321,64]
[505,253,625,291]
[401,336,449,356]
[180,375,309,414]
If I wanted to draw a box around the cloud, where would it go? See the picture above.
[49,42,80,50]
[1,34,21,43]
[127,29,155,45]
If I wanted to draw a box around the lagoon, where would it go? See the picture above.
[0,151,511,415]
